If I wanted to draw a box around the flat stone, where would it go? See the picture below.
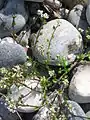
[69,63,90,103]
[8,78,42,113]
[31,19,83,65]
[0,42,27,67]
[0,0,28,38]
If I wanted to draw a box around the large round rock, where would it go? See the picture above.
[31,19,83,65]
[0,42,27,67]
[69,63,90,103]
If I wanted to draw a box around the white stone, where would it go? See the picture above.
[31,19,83,65]
[0,0,28,38]
[69,64,90,103]
[8,78,42,113]
[1,37,17,44]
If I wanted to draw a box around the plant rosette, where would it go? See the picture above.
[7,77,42,113]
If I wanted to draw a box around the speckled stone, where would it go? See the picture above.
[0,42,27,67]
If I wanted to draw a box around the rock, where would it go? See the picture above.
[69,63,90,103]
[0,0,28,38]
[86,111,90,119]
[0,42,27,67]
[67,100,86,120]
[61,0,88,9]
[31,19,83,65]
[80,103,90,113]
[16,25,31,47]
[32,107,50,120]
[24,0,44,2]
[86,0,90,25]
[33,100,86,120]
[1,37,17,44]
[44,0,62,10]
[8,78,42,113]
[0,0,4,10]
[68,4,89,35]
[0,98,19,120]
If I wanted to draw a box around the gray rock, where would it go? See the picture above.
[32,107,50,120]
[8,78,42,113]
[0,98,19,120]
[16,25,31,47]
[86,111,90,119]
[1,37,17,44]
[0,0,4,10]
[0,0,28,38]
[69,63,90,103]
[31,19,83,65]
[61,0,88,9]
[68,4,89,35]
[29,3,40,15]
[67,100,86,120]
[0,42,27,67]
[33,100,86,120]
[86,0,90,25]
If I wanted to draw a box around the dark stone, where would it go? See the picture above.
[0,98,19,120]
[0,42,27,67]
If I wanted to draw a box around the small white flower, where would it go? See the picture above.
[37,10,43,16]
[43,13,49,19]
